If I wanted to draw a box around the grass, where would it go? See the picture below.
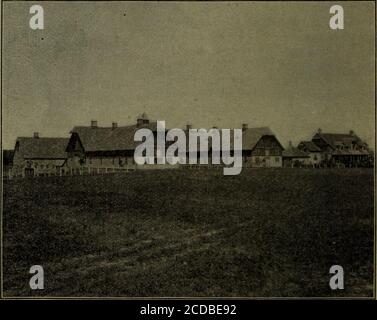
[2,168,374,297]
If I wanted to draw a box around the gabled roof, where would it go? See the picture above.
[177,126,282,151]
[298,141,321,152]
[15,137,69,159]
[137,112,149,120]
[313,132,367,150]
[71,122,157,152]
[283,147,310,158]
[242,127,282,151]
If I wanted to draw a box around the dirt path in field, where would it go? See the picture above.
[48,221,251,286]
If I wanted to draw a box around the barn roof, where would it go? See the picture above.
[242,127,282,150]
[178,126,282,151]
[314,132,368,149]
[283,147,310,158]
[298,141,321,152]
[71,122,157,152]
[15,137,69,159]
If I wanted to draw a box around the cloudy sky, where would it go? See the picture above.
[2,1,375,149]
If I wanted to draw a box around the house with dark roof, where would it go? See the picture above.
[282,142,310,167]
[310,129,372,167]
[180,123,284,168]
[65,113,159,172]
[12,132,69,177]
[297,140,322,166]
[240,124,284,167]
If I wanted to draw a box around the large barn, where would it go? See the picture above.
[12,133,69,177]
[181,124,284,168]
[65,113,159,173]
[310,129,372,167]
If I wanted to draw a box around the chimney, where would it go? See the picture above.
[349,130,354,135]
[318,128,322,134]
[112,122,118,130]
[288,140,293,148]
[33,132,39,139]
[242,123,248,131]
[186,124,193,130]
[91,120,98,128]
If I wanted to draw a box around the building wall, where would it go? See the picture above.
[249,155,282,168]
[308,152,321,166]
[65,154,136,170]
[283,157,310,168]
[85,156,135,168]
[12,158,65,177]
[246,136,284,167]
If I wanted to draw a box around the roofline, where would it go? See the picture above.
[283,155,310,158]
[23,157,67,160]
[16,137,69,140]
[313,133,336,150]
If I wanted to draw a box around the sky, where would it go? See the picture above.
[2,1,375,149]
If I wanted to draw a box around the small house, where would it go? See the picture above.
[12,133,69,177]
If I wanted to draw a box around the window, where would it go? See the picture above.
[275,157,280,163]
[254,148,265,156]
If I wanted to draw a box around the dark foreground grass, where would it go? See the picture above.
[2,168,374,297]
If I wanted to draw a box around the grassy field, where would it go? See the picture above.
[2,168,374,297]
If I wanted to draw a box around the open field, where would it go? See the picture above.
[2,168,374,297]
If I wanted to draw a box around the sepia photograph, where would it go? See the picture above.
[1,0,375,302]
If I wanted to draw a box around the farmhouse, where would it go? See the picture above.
[65,113,160,173]
[310,129,372,167]
[180,124,284,168]
[282,142,310,168]
[12,133,69,177]
[241,125,284,168]
[297,141,322,167]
